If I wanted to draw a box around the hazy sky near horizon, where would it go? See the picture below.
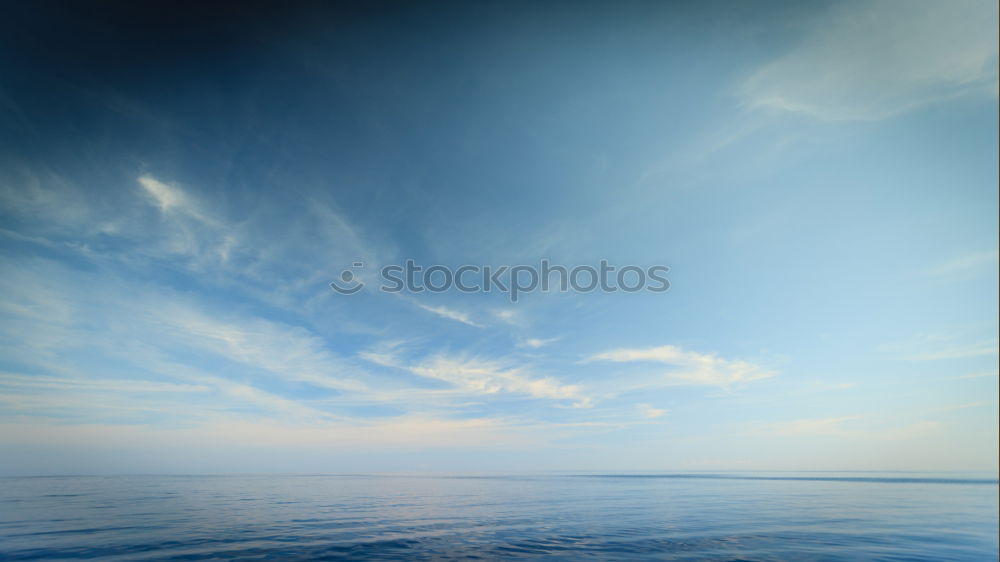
[0,0,997,475]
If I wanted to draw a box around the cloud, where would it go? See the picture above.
[741,0,998,121]
[906,344,999,361]
[587,345,775,387]
[357,351,406,370]
[0,365,335,426]
[0,260,384,424]
[362,351,592,407]
[637,403,668,419]
[152,304,373,394]
[0,372,211,394]
[0,416,529,454]
[925,400,997,414]
[493,309,519,324]
[0,168,118,238]
[3,172,392,314]
[138,175,188,213]
[929,250,999,277]
[411,356,584,403]
[948,371,998,381]
[750,416,863,437]
[414,302,483,328]
[520,337,560,349]
[879,334,999,361]
[747,416,943,441]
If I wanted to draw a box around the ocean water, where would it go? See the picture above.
[0,473,996,561]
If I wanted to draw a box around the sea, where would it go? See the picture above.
[0,472,997,560]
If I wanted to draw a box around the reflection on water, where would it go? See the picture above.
[1,473,997,560]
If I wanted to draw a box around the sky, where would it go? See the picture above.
[0,0,997,475]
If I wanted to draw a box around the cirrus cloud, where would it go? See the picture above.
[587,345,775,388]
[741,0,998,121]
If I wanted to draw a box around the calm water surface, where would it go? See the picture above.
[0,473,996,560]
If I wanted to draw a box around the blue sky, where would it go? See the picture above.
[0,0,997,475]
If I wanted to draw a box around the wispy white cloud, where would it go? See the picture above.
[0,260,381,422]
[3,173,392,316]
[750,415,863,437]
[747,416,944,442]
[0,168,121,238]
[0,373,337,425]
[520,337,560,349]
[138,175,189,214]
[587,345,775,387]
[741,0,998,121]
[493,309,520,324]
[411,356,588,405]
[879,333,999,361]
[637,403,668,419]
[0,372,211,394]
[905,345,999,361]
[924,400,997,414]
[414,302,483,328]
[929,249,999,277]
[151,305,373,394]
[360,351,591,407]
[946,371,998,381]
[0,409,631,461]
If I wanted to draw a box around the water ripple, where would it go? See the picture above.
[0,473,996,560]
